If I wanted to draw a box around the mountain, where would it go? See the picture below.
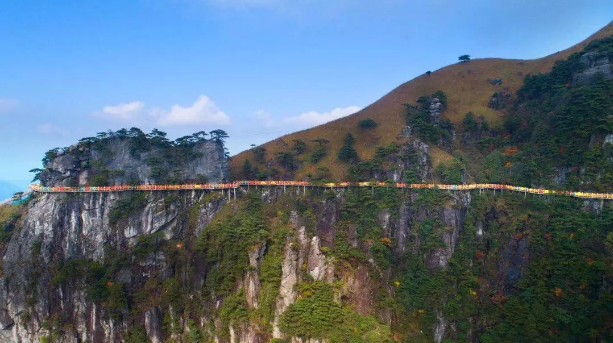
[231,21,613,182]
[0,180,22,201]
[1,22,613,343]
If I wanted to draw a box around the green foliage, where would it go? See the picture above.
[480,151,507,183]
[107,283,127,319]
[132,233,163,260]
[292,139,307,155]
[458,54,471,62]
[251,146,267,164]
[434,158,465,184]
[358,118,377,129]
[195,193,268,297]
[485,35,613,188]
[124,326,149,343]
[279,282,342,338]
[275,151,297,170]
[109,192,148,226]
[219,289,249,328]
[311,166,331,181]
[463,112,479,132]
[242,159,254,179]
[338,133,358,163]
[311,146,328,164]
[405,91,454,144]
[34,127,226,184]
[0,204,21,243]
[280,282,392,342]
[432,90,448,109]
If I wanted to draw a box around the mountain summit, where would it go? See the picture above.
[232,21,613,184]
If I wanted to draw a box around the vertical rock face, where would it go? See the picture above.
[0,184,549,343]
[244,245,266,309]
[429,98,443,125]
[572,52,613,86]
[0,191,226,343]
[272,234,299,339]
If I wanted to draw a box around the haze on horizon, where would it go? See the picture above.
[0,0,612,195]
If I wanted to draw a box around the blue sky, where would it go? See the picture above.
[0,0,612,191]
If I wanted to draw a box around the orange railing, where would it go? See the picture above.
[28,181,613,200]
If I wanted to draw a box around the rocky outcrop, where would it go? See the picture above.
[488,87,511,110]
[487,78,502,86]
[0,190,226,343]
[429,97,443,125]
[572,52,613,86]
[39,138,228,187]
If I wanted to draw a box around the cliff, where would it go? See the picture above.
[1,182,612,342]
[2,21,613,343]
[36,129,229,187]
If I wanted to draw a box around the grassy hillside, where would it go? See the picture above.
[231,21,613,181]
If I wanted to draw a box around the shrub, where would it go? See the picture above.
[109,192,148,226]
[292,139,307,155]
[275,152,297,170]
[252,147,267,164]
[124,326,149,343]
[338,134,358,163]
[311,147,328,164]
[358,118,377,129]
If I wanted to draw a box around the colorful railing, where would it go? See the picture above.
[28,181,613,200]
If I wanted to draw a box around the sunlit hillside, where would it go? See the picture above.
[231,21,613,180]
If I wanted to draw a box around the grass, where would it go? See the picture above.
[230,21,613,181]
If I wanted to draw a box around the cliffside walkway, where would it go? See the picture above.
[29,181,613,200]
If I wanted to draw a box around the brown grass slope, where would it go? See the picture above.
[231,21,613,180]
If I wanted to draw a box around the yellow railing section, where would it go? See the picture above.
[29,181,613,200]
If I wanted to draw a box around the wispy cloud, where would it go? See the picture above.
[101,101,145,121]
[95,95,231,127]
[283,106,361,127]
[254,109,274,127]
[158,95,231,126]
[0,99,18,113]
[251,106,361,131]
[37,123,68,136]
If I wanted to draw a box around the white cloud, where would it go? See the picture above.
[37,123,67,136]
[100,101,145,121]
[157,95,231,126]
[95,95,231,127]
[0,99,18,112]
[254,109,274,127]
[283,106,361,127]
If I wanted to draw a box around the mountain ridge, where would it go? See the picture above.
[231,21,613,180]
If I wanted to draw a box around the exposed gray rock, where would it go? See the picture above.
[487,78,502,86]
[272,231,299,339]
[0,190,226,343]
[244,245,266,309]
[429,98,443,125]
[39,138,228,187]
[573,52,613,86]
[400,125,412,138]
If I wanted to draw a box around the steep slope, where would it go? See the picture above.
[231,21,613,180]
